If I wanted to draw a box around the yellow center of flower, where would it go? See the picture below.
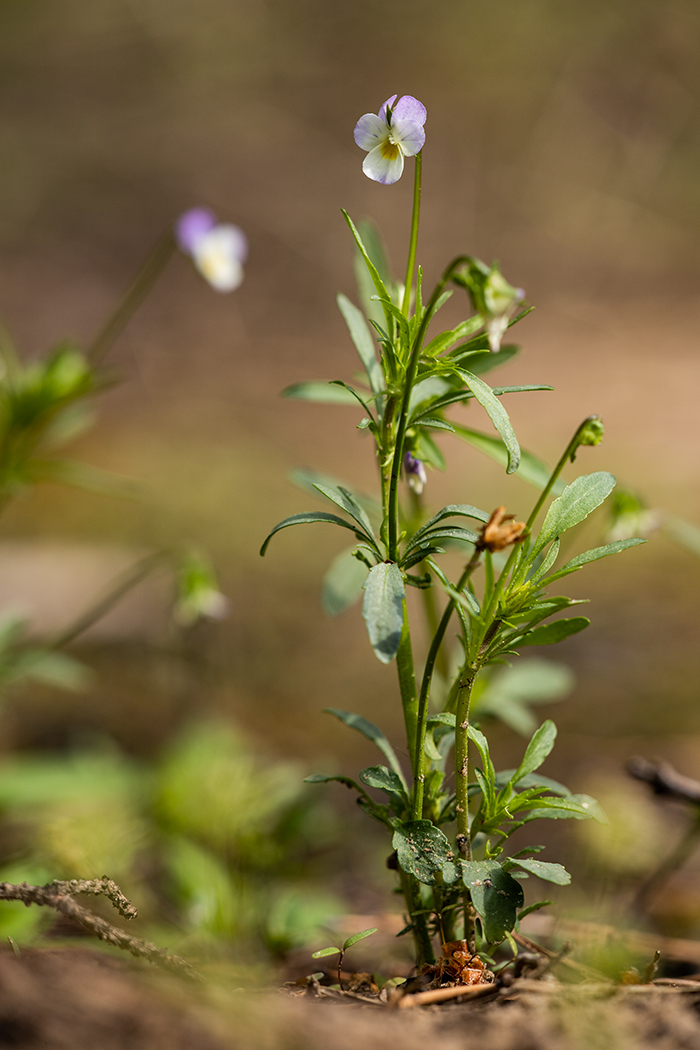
[380,139,401,160]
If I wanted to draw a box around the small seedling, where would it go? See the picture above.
[312,927,378,990]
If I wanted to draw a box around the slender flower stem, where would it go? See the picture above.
[401,152,422,318]
[412,549,481,819]
[387,256,471,561]
[525,415,601,531]
[478,414,602,639]
[87,231,176,365]
[49,550,174,650]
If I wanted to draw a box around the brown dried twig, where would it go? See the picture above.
[0,877,198,978]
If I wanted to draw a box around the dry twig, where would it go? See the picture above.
[0,877,198,978]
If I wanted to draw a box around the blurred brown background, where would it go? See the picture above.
[0,0,699,933]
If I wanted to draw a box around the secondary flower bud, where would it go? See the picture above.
[455,260,525,353]
[578,416,605,447]
[477,506,526,552]
[404,452,427,495]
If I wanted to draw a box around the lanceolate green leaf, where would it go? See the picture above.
[461,860,524,943]
[312,481,375,539]
[542,538,646,584]
[282,381,359,405]
[260,512,368,556]
[457,369,521,474]
[362,562,405,664]
[322,547,369,616]
[342,210,393,333]
[406,504,489,553]
[343,927,378,950]
[392,820,459,886]
[324,708,407,788]
[336,293,384,394]
[533,472,616,555]
[518,617,590,647]
[512,720,557,783]
[359,765,408,808]
[512,858,571,885]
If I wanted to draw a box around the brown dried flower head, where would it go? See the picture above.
[477,506,526,553]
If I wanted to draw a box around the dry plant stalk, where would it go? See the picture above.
[0,877,198,978]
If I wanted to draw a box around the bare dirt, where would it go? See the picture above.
[3,948,700,1050]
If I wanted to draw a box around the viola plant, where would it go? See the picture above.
[261,94,646,970]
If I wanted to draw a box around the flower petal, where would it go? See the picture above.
[391,95,427,127]
[192,225,247,292]
[354,113,389,152]
[362,141,405,184]
[391,118,425,157]
[378,94,398,122]
[175,207,217,254]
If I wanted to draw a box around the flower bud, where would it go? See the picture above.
[403,452,427,495]
[578,416,605,447]
[457,260,525,352]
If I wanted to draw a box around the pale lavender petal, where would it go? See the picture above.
[192,225,246,292]
[362,141,405,185]
[378,94,398,122]
[175,207,217,253]
[217,223,248,263]
[391,95,427,127]
[354,113,389,151]
[391,118,425,157]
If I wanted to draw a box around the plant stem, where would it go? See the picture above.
[387,256,471,561]
[412,549,481,819]
[454,671,476,953]
[401,152,422,317]
[87,231,176,365]
[396,605,419,770]
[477,414,602,644]
[525,414,601,531]
[337,949,345,990]
[49,550,174,650]
[399,869,435,966]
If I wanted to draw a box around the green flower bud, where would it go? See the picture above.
[578,416,605,447]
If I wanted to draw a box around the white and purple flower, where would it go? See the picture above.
[404,452,428,495]
[354,95,427,185]
[175,207,248,292]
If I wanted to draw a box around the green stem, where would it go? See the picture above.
[399,869,435,966]
[49,550,174,650]
[401,152,422,317]
[477,414,602,641]
[87,231,176,365]
[525,414,601,531]
[387,256,472,561]
[412,549,481,820]
[455,671,476,952]
[396,605,419,770]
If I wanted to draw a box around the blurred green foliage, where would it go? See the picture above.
[0,721,341,957]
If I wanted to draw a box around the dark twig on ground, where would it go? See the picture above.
[627,757,700,804]
[0,877,198,978]
[627,757,700,910]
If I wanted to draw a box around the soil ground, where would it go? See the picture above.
[3,948,700,1050]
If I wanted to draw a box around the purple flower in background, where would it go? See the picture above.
[404,451,428,495]
[175,208,248,292]
[354,95,427,185]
